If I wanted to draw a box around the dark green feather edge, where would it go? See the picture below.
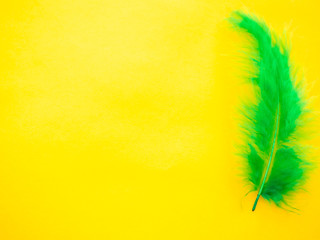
[230,11,312,211]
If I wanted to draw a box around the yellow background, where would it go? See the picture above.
[1,0,320,239]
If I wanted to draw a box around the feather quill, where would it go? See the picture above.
[229,12,312,211]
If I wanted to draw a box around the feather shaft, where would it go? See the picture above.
[252,104,280,211]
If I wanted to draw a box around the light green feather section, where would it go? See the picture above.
[230,11,312,211]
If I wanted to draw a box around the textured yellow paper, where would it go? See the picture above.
[0,0,320,239]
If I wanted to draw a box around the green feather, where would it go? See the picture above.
[229,11,312,211]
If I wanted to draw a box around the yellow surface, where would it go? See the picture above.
[1,0,320,239]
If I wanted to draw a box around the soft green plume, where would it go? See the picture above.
[230,11,312,211]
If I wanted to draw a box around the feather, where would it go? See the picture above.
[229,11,312,211]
